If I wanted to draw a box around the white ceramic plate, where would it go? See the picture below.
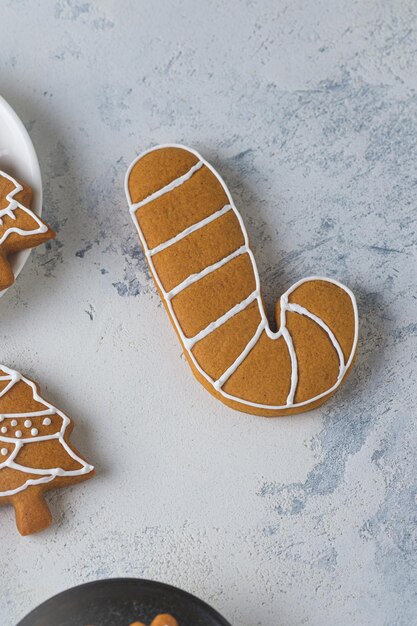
[0,94,42,295]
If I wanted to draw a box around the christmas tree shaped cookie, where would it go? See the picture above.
[0,365,94,535]
[0,170,55,290]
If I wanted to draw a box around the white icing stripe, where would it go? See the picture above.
[0,475,55,498]
[286,301,345,377]
[0,364,94,497]
[0,377,18,398]
[214,320,265,390]
[9,459,88,478]
[184,290,259,350]
[125,144,359,411]
[279,295,299,405]
[0,171,48,244]
[130,160,203,211]
[149,204,232,256]
[0,207,16,220]
[0,432,60,445]
[0,408,55,419]
[281,329,298,405]
[166,245,249,300]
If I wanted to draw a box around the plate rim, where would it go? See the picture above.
[0,93,43,294]
[16,577,233,626]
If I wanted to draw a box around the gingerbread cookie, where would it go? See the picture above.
[126,144,358,417]
[0,170,55,290]
[0,364,94,535]
[130,616,178,626]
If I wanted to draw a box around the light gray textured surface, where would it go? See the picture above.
[1,1,417,625]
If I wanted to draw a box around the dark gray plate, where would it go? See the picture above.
[16,578,232,626]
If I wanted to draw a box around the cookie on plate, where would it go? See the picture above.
[125,144,358,417]
[131,616,178,626]
[0,170,55,290]
[0,364,94,535]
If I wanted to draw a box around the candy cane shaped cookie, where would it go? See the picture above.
[126,145,358,417]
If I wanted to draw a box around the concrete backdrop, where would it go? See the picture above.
[1,1,416,625]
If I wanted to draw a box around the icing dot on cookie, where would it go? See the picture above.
[43,417,51,426]
[11,420,17,427]
[1,426,7,434]
[15,430,22,438]
[24,420,32,428]
[31,428,39,436]
[1,448,7,456]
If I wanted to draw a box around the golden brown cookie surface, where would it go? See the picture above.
[126,145,358,417]
[150,615,178,626]
[0,170,55,290]
[129,615,178,626]
[0,365,94,535]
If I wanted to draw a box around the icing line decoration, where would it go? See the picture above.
[126,144,359,411]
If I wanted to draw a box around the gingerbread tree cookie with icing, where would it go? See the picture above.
[126,144,358,417]
[0,170,55,291]
[0,365,94,535]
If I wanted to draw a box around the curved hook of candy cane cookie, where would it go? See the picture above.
[126,144,358,417]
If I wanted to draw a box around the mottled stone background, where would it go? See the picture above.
[1,1,416,625]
